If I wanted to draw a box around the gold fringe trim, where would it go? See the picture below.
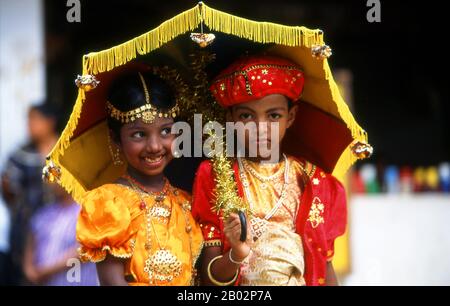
[46,89,88,201]
[50,88,85,158]
[81,3,324,76]
[328,66,368,180]
[332,139,368,183]
[83,5,201,75]
[57,162,88,204]
[202,4,324,47]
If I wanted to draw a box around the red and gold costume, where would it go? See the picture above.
[192,56,347,286]
[193,157,346,286]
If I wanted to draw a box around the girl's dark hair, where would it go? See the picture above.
[107,72,176,142]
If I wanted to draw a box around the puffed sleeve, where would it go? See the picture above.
[76,185,139,262]
[324,175,347,261]
[191,160,223,247]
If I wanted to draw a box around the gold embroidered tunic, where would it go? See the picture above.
[239,156,306,286]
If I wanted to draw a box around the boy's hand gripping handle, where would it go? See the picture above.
[238,211,247,242]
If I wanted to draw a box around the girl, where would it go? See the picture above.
[192,55,347,286]
[76,70,203,286]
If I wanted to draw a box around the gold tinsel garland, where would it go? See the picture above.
[206,127,249,218]
[189,50,225,123]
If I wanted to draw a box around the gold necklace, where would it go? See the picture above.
[127,179,182,285]
[123,174,169,199]
[241,156,286,189]
[238,155,290,240]
[124,175,172,223]
[237,154,290,220]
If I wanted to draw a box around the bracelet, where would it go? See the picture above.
[207,255,239,286]
[228,249,248,265]
[204,239,222,248]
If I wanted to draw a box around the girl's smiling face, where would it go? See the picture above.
[118,117,175,177]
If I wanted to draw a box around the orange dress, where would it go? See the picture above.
[76,183,203,286]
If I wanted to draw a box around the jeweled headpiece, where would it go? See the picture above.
[106,72,180,124]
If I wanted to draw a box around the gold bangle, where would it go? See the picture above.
[207,255,239,286]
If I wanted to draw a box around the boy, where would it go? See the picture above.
[192,55,346,286]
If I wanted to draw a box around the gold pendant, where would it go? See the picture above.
[260,182,267,190]
[144,249,182,284]
[190,33,216,48]
[149,202,171,223]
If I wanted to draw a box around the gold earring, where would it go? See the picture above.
[108,135,124,166]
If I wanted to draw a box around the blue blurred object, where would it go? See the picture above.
[439,162,450,193]
[384,166,400,194]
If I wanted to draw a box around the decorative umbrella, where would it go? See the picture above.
[43,2,372,209]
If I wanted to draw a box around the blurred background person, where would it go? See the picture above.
[1,103,59,284]
[0,197,10,285]
[22,183,98,286]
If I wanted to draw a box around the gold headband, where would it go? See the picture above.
[106,72,179,124]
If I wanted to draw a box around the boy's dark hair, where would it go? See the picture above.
[288,100,294,109]
[229,97,295,112]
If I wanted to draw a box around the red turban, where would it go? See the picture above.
[210,55,305,107]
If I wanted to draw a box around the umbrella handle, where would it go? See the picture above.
[238,211,247,242]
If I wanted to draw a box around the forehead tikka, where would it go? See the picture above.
[106,72,179,124]
[138,72,151,105]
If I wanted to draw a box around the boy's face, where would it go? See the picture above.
[228,94,298,161]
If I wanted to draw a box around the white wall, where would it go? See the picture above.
[0,0,45,252]
[0,0,45,168]
[343,194,450,285]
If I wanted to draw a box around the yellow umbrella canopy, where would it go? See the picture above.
[43,2,371,202]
